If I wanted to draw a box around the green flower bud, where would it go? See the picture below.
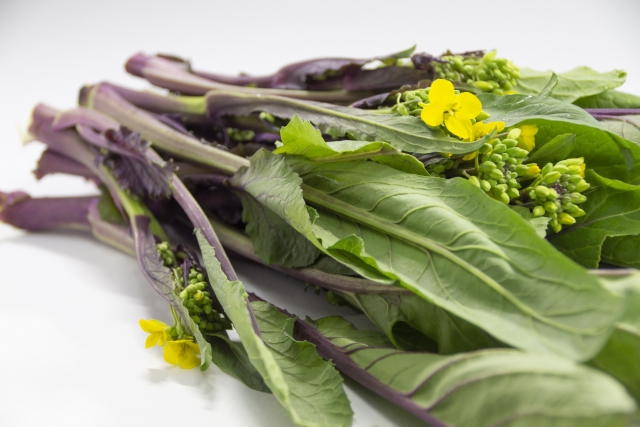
[562,203,578,213]
[515,165,529,175]
[507,188,519,199]
[192,306,202,315]
[572,208,587,217]
[195,282,206,291]
[558,212,576,225]
[566,158,584,166]
[535,186,550,198]
[544,202,558,213]
[488,179,498,187]
[506,157,518,165]
[192,315,201,324]
[480,161,497,172]
[507,179,519,188]
[550,219,562,233]
[496,161,505,169]
[547,188,559,200]
[492,88,504,96]
[543,171,561,183]
[569,193,587,204]
[566,165,582,175]
[541,163,553,175]
[569,175,583,184]
[533,206,546,217]
[489,169,504,180]
[567,184,576,192]
[468,176,481,187]
[490,153,502,163]
[397,104,409,116]
[498,193,510,204]
[179,289,189,300]
[473,81,494,92]
[186,284,197,293]
[480,180,491,192]
[476,111,491,121]
[575,180,590,192]
[479,143,493,154]
[529,191,538,200]
[493,144,507,154]
[507,129,521,140]
[552,164,568,174]
[503,138,518,148]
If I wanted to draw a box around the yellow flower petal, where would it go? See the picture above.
[519,124,538,137]
[518,136,535,152]
[462,151,478,161]
[445,115,472,139]
[140,319,169,333]
[454,92,483,120]
[489,121,505,132]
[145,333,160,349]
[579,163,586,177]
[421,103,446,127]
[428,79,455,107]
[164,339,200,370]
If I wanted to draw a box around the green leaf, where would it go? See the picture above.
[208,333,270,393]
[597,115,640,147]
[337,289,503,354]
[592,272,640,401]
[206,91,487,154]
[574,90,640,109]
[510,206,550,238]
[526,133,576,166]
[481,91,640,181]
[231,150,623,361]
[196,230,353,427]
[301,316,637,427]
[236,191,320,268]
[514,66,627,103]
[548,171,640,268]
[601,235,640,268]
[275,115,429,176]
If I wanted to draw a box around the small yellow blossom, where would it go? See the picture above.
[461,121,505,160]
[164,339,201,369]
[579,159,586,177]
[139,319,171,349]
[516,124,538,151]
[420,79,482,139]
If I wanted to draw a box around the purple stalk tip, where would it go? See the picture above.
[125,53,150,77]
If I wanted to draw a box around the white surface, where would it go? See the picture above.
[1,1,640,426]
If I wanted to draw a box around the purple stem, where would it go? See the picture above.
[0,191,93,232]
[34,150,99,182]
[146,149,238,281]
[83,83,248,175]
[293,319,451,427]
[193,70,274,88]
[585,108,640,116]
[124,53,371,103]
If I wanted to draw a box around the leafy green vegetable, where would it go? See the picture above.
[526,133,576,166]
[206,91,488,154]
[480,83,640,181]
[601,235,640,268]
[275,115,429,175]
[196,230,353,427]
[231,149,623,361]
[597,114,640,146]
[299,316,637,427]
[592,272,640,401]
[514,66,627,102]
[549,171,640,268]
[574,90,640,109]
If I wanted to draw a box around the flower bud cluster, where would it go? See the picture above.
[157,242,177,267]
[527,159,589,233]
[227,127,255,142]
[468,134,531,204]
[426,158,455,178]
[180,267,232,333]
[434,51,520,95]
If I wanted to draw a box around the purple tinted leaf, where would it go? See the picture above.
[350,93,391,109]
[271,58,366,90]
[34,150,99,181]
[78,125,174,199]
[342,67,433,92]
[0,191,93,231]
[193,70,274,88]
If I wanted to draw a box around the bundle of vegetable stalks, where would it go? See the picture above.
[3,46,640,426]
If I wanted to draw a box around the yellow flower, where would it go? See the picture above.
[579,159,586,177]
[461,121,505,160]
[163,339,201,369]
[516,124,538,151]
[420,79,482,139]
[140,319,171,349]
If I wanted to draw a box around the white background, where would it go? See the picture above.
[1,1,639,426]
